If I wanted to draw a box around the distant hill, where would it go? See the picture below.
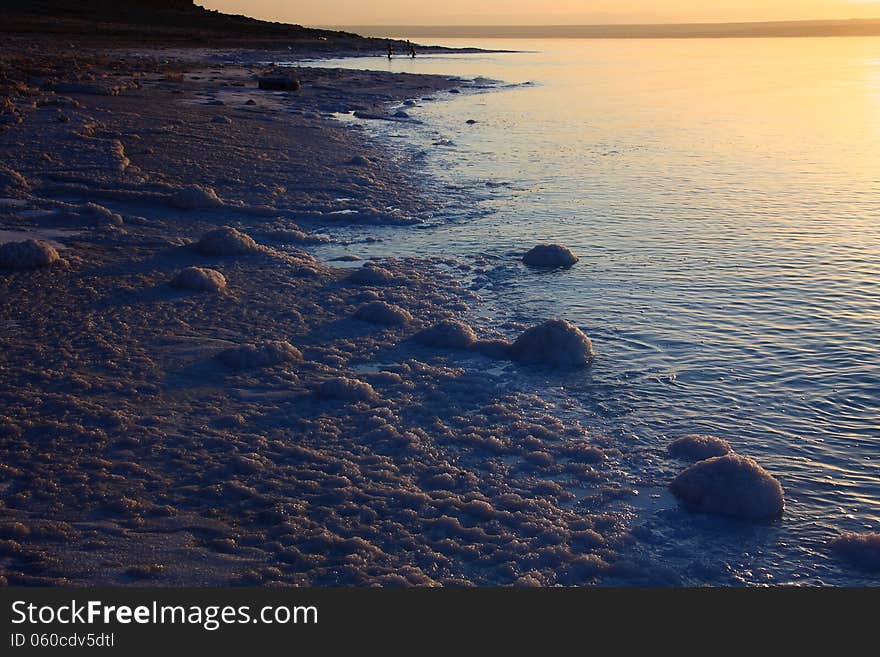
[0,0,396,50]
[335,19,880,40]
[1,0,197,18]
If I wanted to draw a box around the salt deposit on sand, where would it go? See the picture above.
[355,301,413,326]
[196,227,257,256]
[522,244,579,268]
[348,263,397,286]
[315,377,378,401]
[69,202,124,226]
[669,454,784,520]
[668,434,732,462]
[0,44,630,587]
[266,228,329,245]
[830,533,880,571]
[171,266,227,292]
[472,338,513,360]
[0,165,30,197]
[510,319,594,368]
[169,185,223,210]
[414,319,477,349]
[216,340,303,370]
[0,239,60,270]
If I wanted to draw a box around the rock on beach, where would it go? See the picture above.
[414,320,477,349]
[522,244,579,268]
[667,434,732,462]
[0,239,61,270]
[171,266,227,292]
[510,319,594,368]
[669,454,784,521]
[195,227,257,256]
[355,301,413,326]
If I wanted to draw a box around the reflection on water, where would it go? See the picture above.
[300,37,880,585]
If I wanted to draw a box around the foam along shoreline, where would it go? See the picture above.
[0,37,631,586]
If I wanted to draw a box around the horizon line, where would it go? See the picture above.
[322,18,880,40]
[327,17,880,29]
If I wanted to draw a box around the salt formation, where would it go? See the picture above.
[510,319,594,368]
[348,264,396,286]
[355,301,412,326]
[76,202,124,226]
[195,227,257,256]
[830,533,880,571]
[522,244,579,268]
[110,140,130,172]
[472,338,513,360]
[414,319,478,349]
[0,165,30,198]
[169,185,223,210]
[348,155,371,166]
[668,434,732,462]
[669,454,784,520]
[211,116,232,124]
[0,239,60,270]
[171,266,227,292]
[216,340,303,370]
[315,377,378,401]
[266,228,329,245]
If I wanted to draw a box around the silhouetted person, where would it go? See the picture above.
[387,42,393,60]
[407,40,416,58]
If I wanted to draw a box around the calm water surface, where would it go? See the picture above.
[296,38,880,585]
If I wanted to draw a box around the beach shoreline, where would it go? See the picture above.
[0,37,630,586]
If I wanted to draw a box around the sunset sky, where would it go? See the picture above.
[199,0,880,26]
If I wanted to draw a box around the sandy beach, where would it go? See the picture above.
[0,36,631,586]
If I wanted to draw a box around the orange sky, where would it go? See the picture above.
[199,1,880,26]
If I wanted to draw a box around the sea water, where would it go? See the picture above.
[295,37,880,585]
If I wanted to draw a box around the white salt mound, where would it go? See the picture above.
[355,301,413,326]
[216,340,303,370]
[830,532,880,571]
[0,239,60,270]
[414,319,477,349]
[668,434,732,462]
[348,264,396,286]
[169,185,223,210]
[522,244,579,268]
[669,454,784,520]
[510,319,594,368]
[196,227,257,256]
[316,377,378,401]
[171,267,227,292]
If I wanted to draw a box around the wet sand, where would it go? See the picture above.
[0,38,629,586]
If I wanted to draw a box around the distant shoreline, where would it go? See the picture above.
[329,18,880,40]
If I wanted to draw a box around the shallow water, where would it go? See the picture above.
[294,38,880,585]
